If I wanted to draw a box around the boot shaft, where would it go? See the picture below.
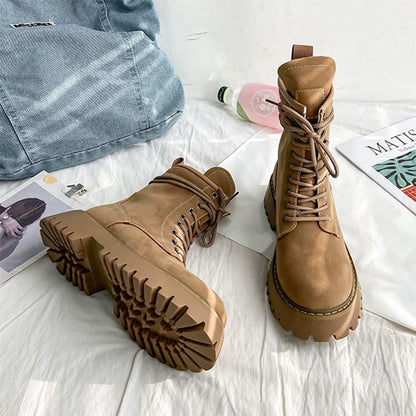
[88,158,236,262]
[274,46,340,236]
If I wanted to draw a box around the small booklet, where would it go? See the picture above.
[0,171,91,283]
[337,117,416,215]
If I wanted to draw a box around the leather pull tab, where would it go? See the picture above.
[291,44,313,60]
[171,157,184,167]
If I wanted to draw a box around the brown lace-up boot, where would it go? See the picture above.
[40,158,236,371]
[264,45,362,341]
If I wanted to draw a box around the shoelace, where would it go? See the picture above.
[150,173,230,262]
[277,102,339,222]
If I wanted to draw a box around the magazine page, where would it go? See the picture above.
[337,117,416,214]
[0,172,91,283]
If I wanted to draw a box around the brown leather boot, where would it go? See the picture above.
[264,45,362,341]
[40,158,236,371]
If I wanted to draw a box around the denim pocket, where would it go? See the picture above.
[0,85,32,175]
[0,24,150,165]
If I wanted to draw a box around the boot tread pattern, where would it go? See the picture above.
[40,215,220,372]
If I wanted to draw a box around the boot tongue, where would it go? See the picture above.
[203,167,236,199]
[278,55,335,119]
[169,158,236,200]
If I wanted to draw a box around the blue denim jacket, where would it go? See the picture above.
[0,0,184,180]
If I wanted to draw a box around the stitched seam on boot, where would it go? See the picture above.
[295,88,326,101]
[282,64,331,75]
[272,258,357,316]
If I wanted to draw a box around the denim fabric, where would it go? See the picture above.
[0,0,184,180]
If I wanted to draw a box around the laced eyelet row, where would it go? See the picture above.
[275,101,338,223]
[172,205,198,250]
[149,173,229,261]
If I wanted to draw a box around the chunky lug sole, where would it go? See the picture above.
[263,178,362,341]
[40,210,225,372]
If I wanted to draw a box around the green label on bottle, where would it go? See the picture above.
[237,102,251,122]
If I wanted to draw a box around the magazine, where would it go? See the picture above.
[337,117,416,215]
[0,172,91,283]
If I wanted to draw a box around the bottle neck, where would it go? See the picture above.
[222,87,231,104]
[218,86,241,107]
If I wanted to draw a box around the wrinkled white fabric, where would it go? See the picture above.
[0,101,415,416]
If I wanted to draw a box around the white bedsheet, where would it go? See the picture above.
[0,100,415,416]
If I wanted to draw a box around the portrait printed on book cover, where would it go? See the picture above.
[0,182,73,273]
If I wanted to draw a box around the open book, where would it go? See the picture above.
[337,117,416,215]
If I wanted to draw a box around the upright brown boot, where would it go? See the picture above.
[264,45,361,341]
[40,158,236,371]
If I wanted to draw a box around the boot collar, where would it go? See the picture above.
[278,77,334,123]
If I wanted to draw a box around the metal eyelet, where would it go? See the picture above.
[327,217,331,222]
[287,175,292,181]
[323,188,327,193]
[174,247,180,254]
[282,214,287,221]
[324,202,328,207]
[177,221,182,227]
[285,188,290,196]
[189,208,194,214]
[212,191,219,198]
[172,239,176,245]
[284,201,289,208]
[181,214,186,220]
[172,230,177,236]
[197,203,201,209]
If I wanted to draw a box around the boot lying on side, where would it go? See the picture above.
[264,45,362,341]
[40,158,236,371]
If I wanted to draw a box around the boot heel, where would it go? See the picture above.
[264,176,276,231]
[40,210,110,295]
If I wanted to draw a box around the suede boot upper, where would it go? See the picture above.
[272,50,357,312]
